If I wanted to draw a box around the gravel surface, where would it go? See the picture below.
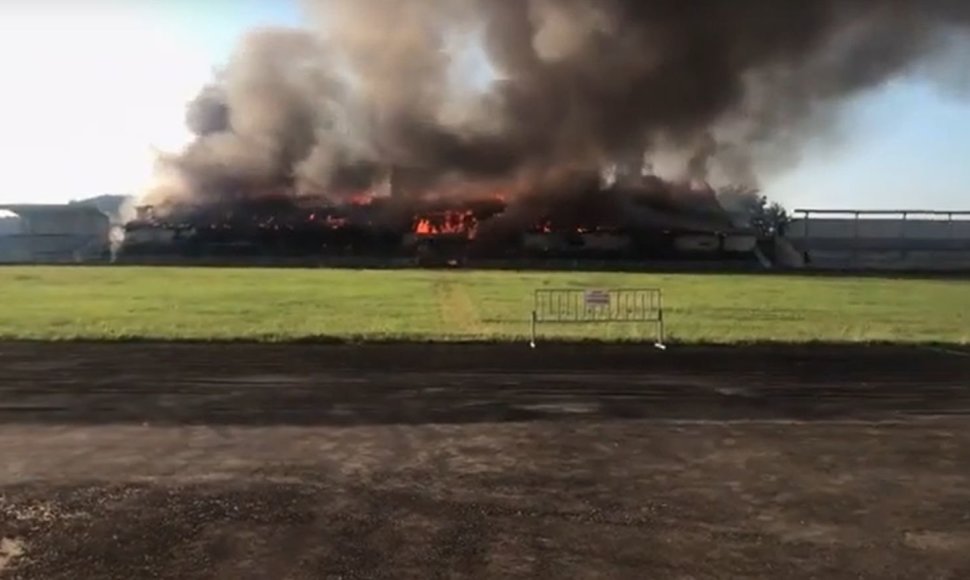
[1,343,969,579]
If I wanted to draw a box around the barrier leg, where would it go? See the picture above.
[530,311,537,349]
[655,294,667,350]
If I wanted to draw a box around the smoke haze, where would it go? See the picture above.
[144,0,970,210]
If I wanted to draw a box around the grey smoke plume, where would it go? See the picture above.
[145,0,970,209]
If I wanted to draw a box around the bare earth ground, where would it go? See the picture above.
[1,343,969,579]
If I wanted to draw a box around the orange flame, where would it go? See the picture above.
[348,193,375,206]
[412,210,478,238]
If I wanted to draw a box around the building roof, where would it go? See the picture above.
[0,204,108,219]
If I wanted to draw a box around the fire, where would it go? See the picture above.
[348,192,375,206]
[413,210,478,238]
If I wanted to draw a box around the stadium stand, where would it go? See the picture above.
[778,210,970,272]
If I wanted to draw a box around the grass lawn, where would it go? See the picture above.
[0,266,967,344]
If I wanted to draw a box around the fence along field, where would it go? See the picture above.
[0,267,967,344]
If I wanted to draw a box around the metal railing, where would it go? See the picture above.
[530,288,665,349]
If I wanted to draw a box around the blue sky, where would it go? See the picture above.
[0,1,967,211]
[774,80,970,211]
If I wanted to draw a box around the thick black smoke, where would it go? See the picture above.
[144,0,970,211]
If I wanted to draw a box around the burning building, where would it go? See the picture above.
[122,167,758,263]
[124,0,970,264]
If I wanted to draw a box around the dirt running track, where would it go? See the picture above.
[1,343,969,579]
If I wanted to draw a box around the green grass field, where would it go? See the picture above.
[0,266,967,344]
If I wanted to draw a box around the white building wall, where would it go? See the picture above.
[0,206,111,263]
[781,215,970,271]
[0,211,24,236]
[857,220,905,239]
[22,211,109,237]
[904,221,949,239]
[950,221,970,238]
[787,218,970,240]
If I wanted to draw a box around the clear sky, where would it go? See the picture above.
[1,1,968,211]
